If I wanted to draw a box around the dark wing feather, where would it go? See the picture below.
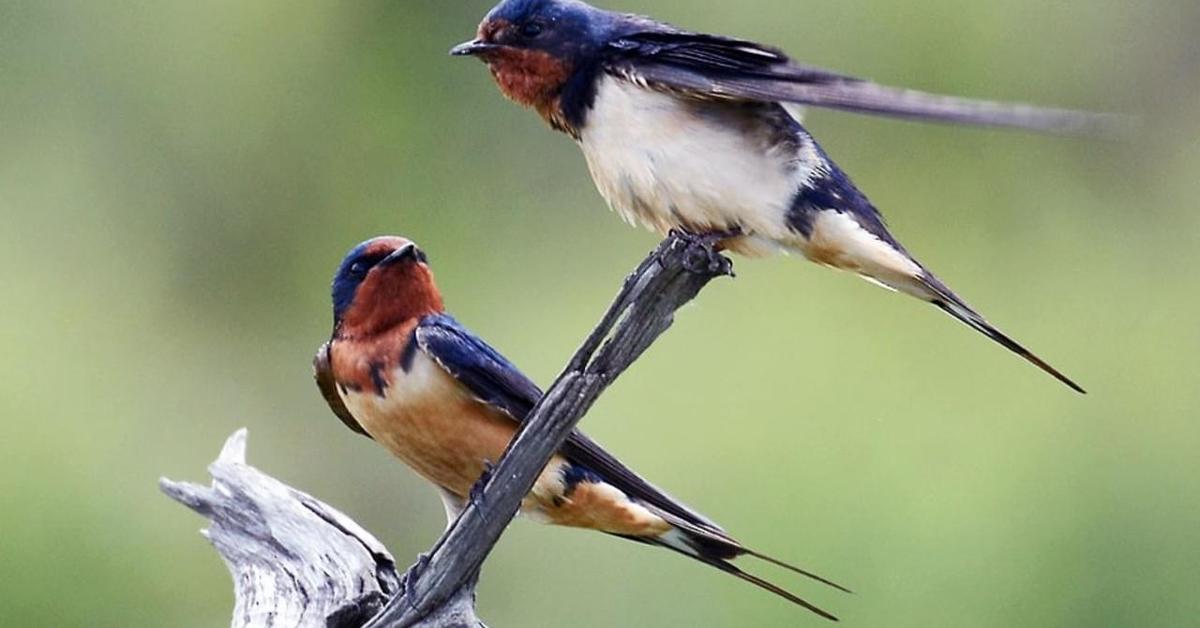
[560,431,725,532]
[414,314,542,420]
[414,313,724,532]
[604,29,1126,136]
[607,30,853,83]
[314,341,372,438]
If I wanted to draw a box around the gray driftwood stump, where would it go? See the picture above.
[161,430,408,627]
[161,234,731,627]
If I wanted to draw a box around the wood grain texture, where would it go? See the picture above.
[159,429,410,628]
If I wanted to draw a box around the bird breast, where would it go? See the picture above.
[338,348,671,537]
[340,350,528,497]
[577,74,822,254]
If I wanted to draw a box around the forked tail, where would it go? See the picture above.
[918,272,1086,394]
[646,514,850,621]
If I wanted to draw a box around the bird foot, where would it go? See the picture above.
[469,461,496,511]
[669,229,737,277]
[401,551,432,589]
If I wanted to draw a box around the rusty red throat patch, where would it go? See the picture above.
[486,47,573,126]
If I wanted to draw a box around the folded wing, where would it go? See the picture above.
[314,341,373,438]
[604,29,1126,136]
[413,313,726,533]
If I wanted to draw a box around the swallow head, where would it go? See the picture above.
[452,0,607,118]
[331,236,444,338]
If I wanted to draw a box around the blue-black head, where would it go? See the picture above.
[452,1,618,132]
[452,0,610,64]
[330,236,441,336]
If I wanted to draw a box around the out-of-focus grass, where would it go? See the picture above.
[1,1,1197,626]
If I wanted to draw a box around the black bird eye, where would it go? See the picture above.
[348,253,386,277]
[520,21,544,39]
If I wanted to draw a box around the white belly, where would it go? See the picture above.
[578,75,820,252]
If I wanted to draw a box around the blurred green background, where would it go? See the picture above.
[2,1,1197,626]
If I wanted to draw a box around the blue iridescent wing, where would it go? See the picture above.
[603,27,1118,135]
[415,314,542,419]
[415,313,724,532]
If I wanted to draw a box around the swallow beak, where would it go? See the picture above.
[381,243,425,267]
[450,39,499,57]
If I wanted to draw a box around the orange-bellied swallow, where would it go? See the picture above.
[450,0,1109,393]
[314,236,850,620]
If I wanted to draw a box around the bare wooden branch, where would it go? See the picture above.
[161,233,730,627]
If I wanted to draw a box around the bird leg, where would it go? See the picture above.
[469,461,496,515]
[404,462,495,591]
[401,551,432,591]
[669,228,739,277]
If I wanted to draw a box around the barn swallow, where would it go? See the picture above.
[314,236,849,620]
[450,0,1110,393]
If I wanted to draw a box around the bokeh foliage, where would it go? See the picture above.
[1,1,1197,626]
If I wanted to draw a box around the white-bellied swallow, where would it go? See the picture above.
[451,0,1114,393]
